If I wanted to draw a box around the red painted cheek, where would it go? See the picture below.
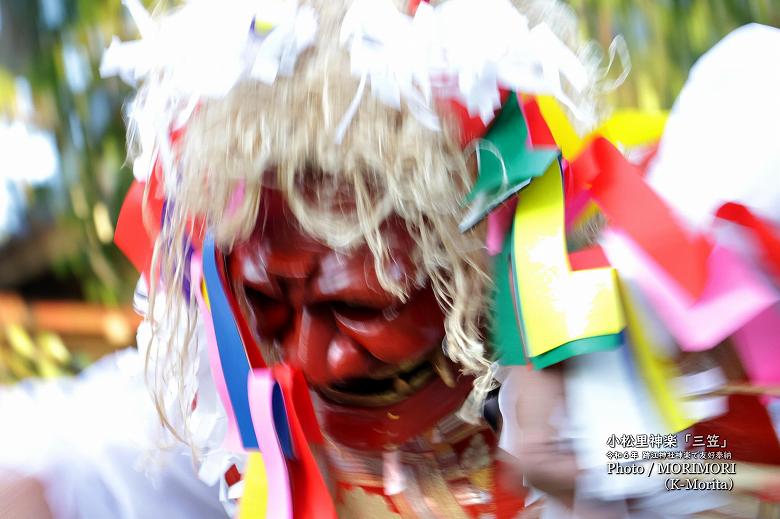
[333,288,445,364]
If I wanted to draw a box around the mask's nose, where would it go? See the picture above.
[332,287,445,364]
[281,305,383,385]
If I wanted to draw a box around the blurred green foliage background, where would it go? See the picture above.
[0,0,778,306]
[572,0,780,110]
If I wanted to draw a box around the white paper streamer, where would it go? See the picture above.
[102,0,317,96]
[338,0,591,134]
[100,0,319,181]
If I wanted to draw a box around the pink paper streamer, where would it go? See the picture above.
[608,232,778,351]
[733,305,780,387]
[191,253,243,452]
[247,369,293,519]
[486,198,518,255]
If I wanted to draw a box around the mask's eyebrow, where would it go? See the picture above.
[234,211,327,295]
[232,249,282,298]
[264,246,321,279]
[307,249,405,309]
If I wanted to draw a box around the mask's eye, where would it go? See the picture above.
[230,244,283,298]
[243,285,292,338]
[329,300,382,318]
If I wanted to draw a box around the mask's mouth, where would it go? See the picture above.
[315,348,457,407]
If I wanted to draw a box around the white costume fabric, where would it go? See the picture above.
[647,23,780,230]
[0,347,226,519]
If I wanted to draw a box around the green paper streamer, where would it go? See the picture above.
[528,333,623,369]
[491,224,527,365]
[466,92,558,204]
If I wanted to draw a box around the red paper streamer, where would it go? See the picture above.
[114,127,203,279]
[407,0,428,14]
[224,464,242,487]
[273,364,336,519]
[569,245,611,271]
[114,169,164,281]
[522,97,556,148]
[716,202,780,284]
[571,137,712,299]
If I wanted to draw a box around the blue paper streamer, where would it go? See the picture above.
[202,236,259,449]
[272,382,295,460]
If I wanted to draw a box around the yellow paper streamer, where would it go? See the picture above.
[202,280,211,309]
[537,95,584,159]
[536,95,668,160]
[620,283,693,433]
[596,110,668,148]
[512,162,625,358]
[239,452,269,519]
[536,95,669,245]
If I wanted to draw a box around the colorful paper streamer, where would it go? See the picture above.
[535,95,668,160]
[531,96,710,299]
[191,252,243,452]
[572,138,711,299]
[510,160,625,366]
[272,364,337,519]
[603,232,778,352]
